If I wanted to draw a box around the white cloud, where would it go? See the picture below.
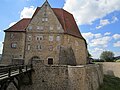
[96,16,119,29]
[20,6,36,19]
[96,19,110,29]
[90,36,111,47]
[82,32,111,47]
[111,16,119,23]
[63,0,120,25]
[9,22,17,27]
[82,32,94,39]
[82,32,102,40]
[113,34,120,40]
[104,32,111,36]
[82,32,120,58]
[114,41,120,47]
[94,33,102,38]
[90,47,104,58]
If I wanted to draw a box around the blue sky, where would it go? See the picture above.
[0,0,120,58]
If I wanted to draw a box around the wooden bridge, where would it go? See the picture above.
[0,64,33,90]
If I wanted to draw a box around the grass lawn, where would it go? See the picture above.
[99,75,120,90]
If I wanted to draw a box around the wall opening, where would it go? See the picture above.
[48,58,53,65]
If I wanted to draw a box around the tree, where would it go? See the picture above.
[100,51,114,62]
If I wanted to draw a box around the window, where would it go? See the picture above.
[37,26,43,30]
[42,18,48,22]
[48,58,53,65]
[10,33,14,39]
[49,36,53,41]
[37,26,40,30]
[50,26,53,30]
[27,44,31,50]
[49,45,53,51]
[11,43,17,48]
[36,45,42,50]
[57,45,61,50]
[57,25,61,30]
[42,18,45,22]
[45,18,48,21]
[40,26,43,30]
[28,26,32,30]
[36,36,43,41]
[28,35,32,41]
[56,36,60,41]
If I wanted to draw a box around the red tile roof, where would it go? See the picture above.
[52,8,83,38]
[5,18,31,32]
[5,7,84,39]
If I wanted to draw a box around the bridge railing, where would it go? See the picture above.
[0,64,32,80]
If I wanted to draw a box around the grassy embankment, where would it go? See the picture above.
[99,75,120,90]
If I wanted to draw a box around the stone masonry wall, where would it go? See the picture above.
[68,64,103,90]
[1,32,25,65]
[21,60,69,90]
[21,61,103,90]
[101,62,120,78]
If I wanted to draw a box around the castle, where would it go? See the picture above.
[2,0,88,65]
[1,1,103,90]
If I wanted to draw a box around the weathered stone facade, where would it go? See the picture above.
[2,32,25,65]
[20,60,103,90]
[1,1,103,90]
[1,1,88,65]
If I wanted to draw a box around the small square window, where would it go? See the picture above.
[45,18,48,21]
[50,26,53,30]
[11,43,17,48]
[48,58,53,65]
[57,25,61,30]
[49,45,53,51]
[28,35,32,41]
[56,36,60,41]
[57,45,61,50]
[49,36,53,41]
[37,26,40,30]
[44,13,48,17]
[42,18,45,21]
[40,26,43,30]
[28,26,32,30]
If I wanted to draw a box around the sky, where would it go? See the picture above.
[0,0,120,59]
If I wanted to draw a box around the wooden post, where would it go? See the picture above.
[19,66,22,73]
[8,68,11,77]
[26,65,27,71]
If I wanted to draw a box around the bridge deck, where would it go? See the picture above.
[0,65,32,81]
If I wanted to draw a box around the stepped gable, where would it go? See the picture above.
[5,18,31,32]
[5,7,84,39]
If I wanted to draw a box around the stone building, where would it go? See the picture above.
[1,1,103,90]
[1,0,88,65]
